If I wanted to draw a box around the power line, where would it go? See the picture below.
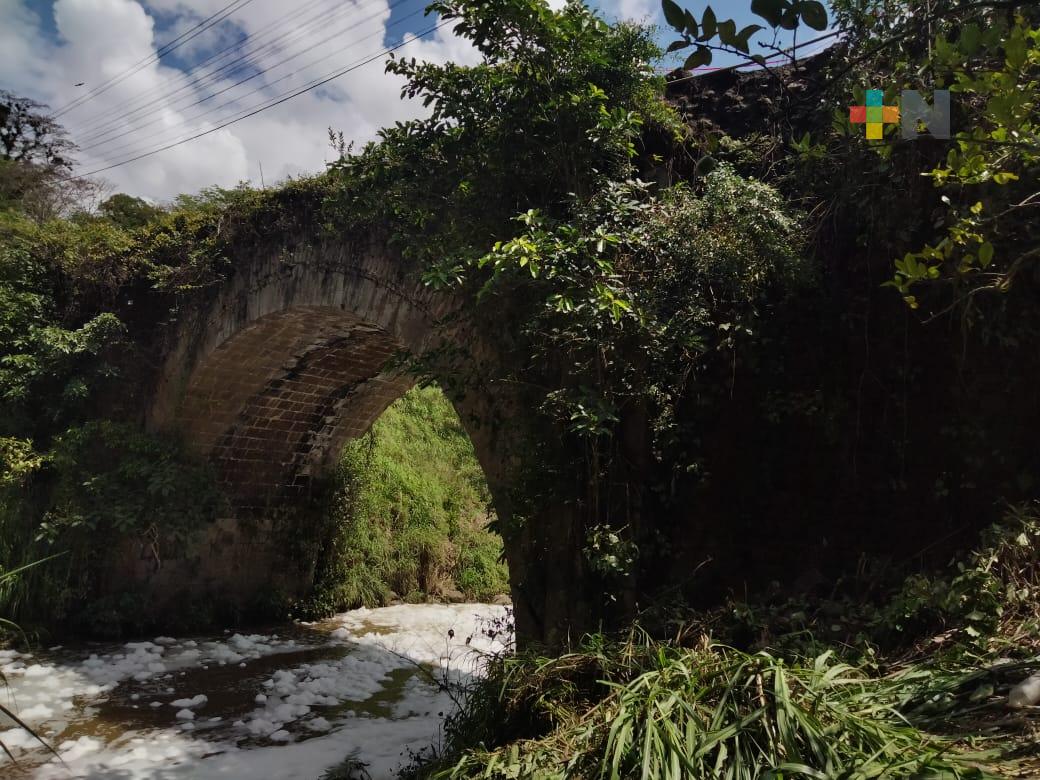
[55,0,254,119]
[72,0,337,136]
[85,22,831,173]
[70,20,450,180]
[76,0,372,146]
[660,30,841,84]
[54,0,255,118]
[82,4,428,165]
[72,0,348,140]
[79,0,417,154]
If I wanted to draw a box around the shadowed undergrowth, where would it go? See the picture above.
[409,504,1040,779]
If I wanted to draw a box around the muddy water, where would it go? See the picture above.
[62,642,359,747]
[0,603,510,780]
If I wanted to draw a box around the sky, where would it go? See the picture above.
[0,0,834,202]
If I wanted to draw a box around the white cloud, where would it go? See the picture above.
[2,0,480,201]
[594,0,659,23]
[611,0,658,21]
[0,0,52,88]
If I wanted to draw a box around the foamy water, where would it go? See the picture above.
[0,603,511,779]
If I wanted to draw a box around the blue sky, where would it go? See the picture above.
[3,0,835,200]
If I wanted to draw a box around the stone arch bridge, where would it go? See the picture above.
[136,223,579,645]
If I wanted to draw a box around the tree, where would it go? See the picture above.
[0,91,104,222]
[98,193,164,229]
[661,0,828,70]
[0,91,76,168]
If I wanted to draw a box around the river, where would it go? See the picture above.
[0,603,511,779]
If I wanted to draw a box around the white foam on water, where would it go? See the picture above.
[169,694,207,709]
[1,603,510,779]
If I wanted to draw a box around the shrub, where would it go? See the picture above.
[0,421,223,630]
[877,501,1040,650]
[419,506,1040,778]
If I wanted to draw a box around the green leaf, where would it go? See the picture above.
[684,46,712,69]
[978,242,994,267]
[1005,29,1027,69]
[779,7,800,29]
[958,22,981,54]
[798,0,828,31]
[729,23,764,54]
[993,171,1019,185]
[737,23,764,44]
[751,0,786,27]
[717,19,737,47]
[698,6,717,41]
[662,0,686,31]
[666,39,691,53]
[683,9,698,37]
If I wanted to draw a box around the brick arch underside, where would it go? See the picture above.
[176,304,413,515]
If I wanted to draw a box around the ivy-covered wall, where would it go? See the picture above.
[639,47,1040,610]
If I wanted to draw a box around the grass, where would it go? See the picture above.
[408,504,1040,779]
[427,639,991,779]
[301,384,509,617]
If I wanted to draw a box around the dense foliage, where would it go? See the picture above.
[827,3,1040,309]
[661,0,1040,310]
[459,169,808,618]
[0,195,237,633]
[331,0,674,268]
[637,0,1040,608]
[373,0,1040,773]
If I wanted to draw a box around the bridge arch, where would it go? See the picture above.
[140,232,514,610]
[151,237,470,506]
[129,221,588,646]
